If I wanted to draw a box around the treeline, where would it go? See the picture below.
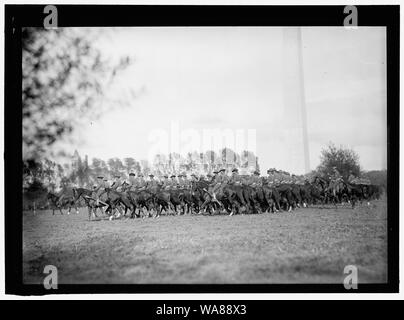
[23,149,259,192]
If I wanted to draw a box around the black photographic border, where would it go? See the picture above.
[4,4,399,295]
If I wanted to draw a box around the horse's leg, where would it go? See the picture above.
[88,206,92,221]
[115,203,124,219]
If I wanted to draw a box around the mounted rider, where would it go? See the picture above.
[211,168,228,199]
[93,175,108,206]
[147,174,158,191]
[128,172,137,190]
[137,173,147,190]
[170,175,178,189]
[229,168,242,185]
[111,174,123,192]
[273,169,282,186]
[330,167,343,187]
[347,171,359,185]
[161,174,170,190]
[250,170,262,187]
[178,173,189,189]
[266,169,275,186]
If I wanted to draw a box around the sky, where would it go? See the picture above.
[68,27,386,174]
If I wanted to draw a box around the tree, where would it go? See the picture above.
[362,170,387,189]
[22,27,133,160]
[317,143,361,180]
[124,157,136,172]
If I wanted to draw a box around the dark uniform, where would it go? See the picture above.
[178,174,189,189]
[229,168,242,185]
[128,173,136,190]
[147,174,158,189]
[212,169,227,195]
[250,171,261,187]
[137,174,146,190]
[111,175,123,191]
[161,175,170,189]
[348,172,358,184]
[266,169,275,185]
[93,176,107,205]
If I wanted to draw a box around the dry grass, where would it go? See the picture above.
[23,199,387,284]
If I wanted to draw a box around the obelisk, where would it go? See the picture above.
[282,27,310,174]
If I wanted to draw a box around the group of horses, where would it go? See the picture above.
[44,176,383,221]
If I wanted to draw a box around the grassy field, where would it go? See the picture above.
[23,199,387,284]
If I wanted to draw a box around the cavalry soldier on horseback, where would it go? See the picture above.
[266,169,275,185]
[178,174,189,189]
[332,167,343,180]
[170,175,178,189]
[147,174,158,189]
[347,170,358,184]
[296,175,305,185]
[229,168,242,185]
[128,172,136,190]
[291,174,298,184]
[330,167,343,185]
[251,170,262,187]
[162,174,170,189]
[211,168,228,199]
[273,169,282,186]
[137,173,147,190]
[111,174,123,191]
[92,175,108,206]
[177,174,184,188]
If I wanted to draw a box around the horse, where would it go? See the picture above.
[48,188,79,215]
[73,187,109,221]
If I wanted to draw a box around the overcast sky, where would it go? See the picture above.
[71,27,386,173]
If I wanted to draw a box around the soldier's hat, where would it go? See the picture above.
[254,170,260,175]
[129,172,136,176]
[149,174,154,177]
[97,176,104,179]
[232,168,238,173]
[170,175,176,178]
[219,169,225,173]
[163,174,168,178]
[212,171,218,174]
